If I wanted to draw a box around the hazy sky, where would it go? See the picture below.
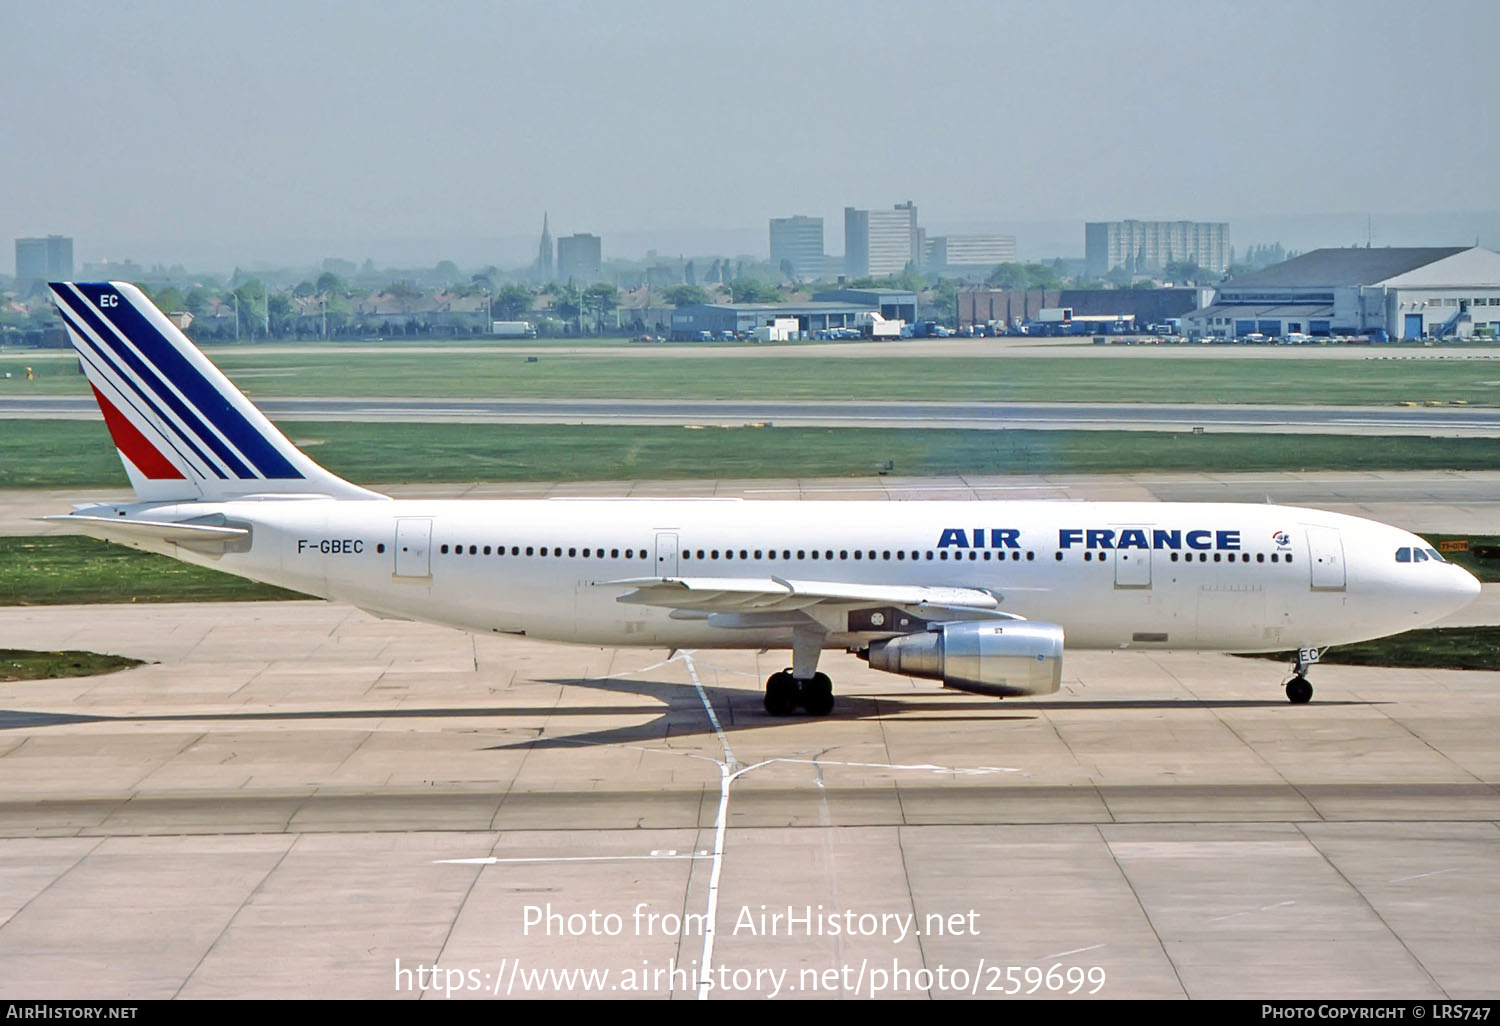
[4,0,1498,270]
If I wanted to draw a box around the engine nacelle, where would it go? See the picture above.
[864,620,1063,697]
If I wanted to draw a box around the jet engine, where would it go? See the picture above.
[863,620,1063,697]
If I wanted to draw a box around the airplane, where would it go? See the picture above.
[42,281,1481,715]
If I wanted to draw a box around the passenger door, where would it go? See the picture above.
[1305,526,1346,591]
[394,518,432,578]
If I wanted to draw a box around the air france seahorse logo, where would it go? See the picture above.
[1272,530,1291,548]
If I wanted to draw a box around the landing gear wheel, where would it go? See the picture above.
[800,672,834,717]
[764,671,798,716]
[1285,676,1313,704]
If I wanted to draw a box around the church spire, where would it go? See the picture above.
[536,212,554,282]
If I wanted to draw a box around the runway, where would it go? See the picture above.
[9,468,1500,537]
[5,395,1500,435]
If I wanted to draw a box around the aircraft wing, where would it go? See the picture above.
[604,575,1005,616]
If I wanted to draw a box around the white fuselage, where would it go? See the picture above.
[118,497,1479,655]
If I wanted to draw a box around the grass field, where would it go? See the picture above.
[3,350,1498,405]
[0,536,309,606]
[1239,627,1500,672]
[1,648,144,682]
[9,419,1500,490]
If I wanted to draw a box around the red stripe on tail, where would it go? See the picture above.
[90,384,186,480]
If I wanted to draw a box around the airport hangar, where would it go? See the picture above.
[1182,246,1500,340]
[668,288,918,340]
[958,286,1211,331]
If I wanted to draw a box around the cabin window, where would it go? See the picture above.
[896,551,905,561]
[1026,551,1035,561]
[440,544,449,554]
[376,543,385,554]
[1257,553,1264,563]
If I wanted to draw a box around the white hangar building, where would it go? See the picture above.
[1183,246,1500,340]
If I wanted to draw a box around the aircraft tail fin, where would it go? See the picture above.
[49,281,383,503]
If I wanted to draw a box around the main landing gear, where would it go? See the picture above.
[764,670,834,717]
[1284,647,1321,704]
[763,628,835,717]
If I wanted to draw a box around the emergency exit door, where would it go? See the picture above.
[655,532,679,577]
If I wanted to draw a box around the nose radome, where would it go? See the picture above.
[1455,566,1482,606]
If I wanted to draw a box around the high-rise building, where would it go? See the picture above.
[769,216,826,280]
[556,233,602,284]
[534,213,554,282]
[844,202,919,278]
[15,235,74,289]
[1085,221,1230,278]
[926,234,1017,276]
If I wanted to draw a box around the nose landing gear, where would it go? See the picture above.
[1284,647,1322,704]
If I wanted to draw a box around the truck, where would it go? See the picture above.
[860,312,904,340]
[491,321,537,338]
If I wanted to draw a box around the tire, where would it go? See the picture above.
[764,671,798,716]
[1286,676,1313,704]
[800,672,834,717]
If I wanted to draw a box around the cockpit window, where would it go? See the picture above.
[1396,547,1411,562]
[1413,548,1429,562]
[1426,548,1447,562]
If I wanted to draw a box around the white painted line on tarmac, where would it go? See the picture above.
[1388,867,1460,884]
[436,855,711,865]
[1208,900,1295,922]
[681,651,736,1001]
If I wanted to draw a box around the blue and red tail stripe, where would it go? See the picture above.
[52,283,302,482]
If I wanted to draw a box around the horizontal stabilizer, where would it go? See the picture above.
[36,514,250,552]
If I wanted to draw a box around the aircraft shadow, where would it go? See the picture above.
[0,685,1380,749]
